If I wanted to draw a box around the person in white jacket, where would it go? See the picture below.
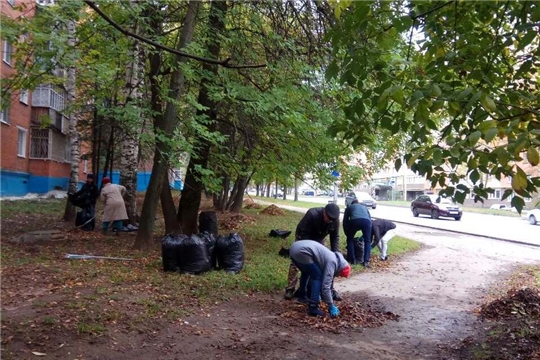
[289,240,351,317]
[371,219,397,260]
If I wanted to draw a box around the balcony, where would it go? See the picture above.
[31,107,68,134]
[31,84,65,112]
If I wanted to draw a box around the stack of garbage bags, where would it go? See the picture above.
[162,211,244,275]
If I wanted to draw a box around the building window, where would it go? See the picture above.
[3,41,13,65]
[83,160,88,173]
[0,105,9,124]
[30,128,50,158]
[488,189,501,200]
[20,89,29,104]
[17,127,27,157]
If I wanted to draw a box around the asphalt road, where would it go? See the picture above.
[266,195,540,247]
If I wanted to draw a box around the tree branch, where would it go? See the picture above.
[84,0,267,69]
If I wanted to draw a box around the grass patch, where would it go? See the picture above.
[1,197,421,345]
[77,322,108,335]
[0,199,65,219]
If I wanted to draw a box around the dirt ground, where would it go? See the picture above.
[2,206,540,359]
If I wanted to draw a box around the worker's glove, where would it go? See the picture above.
[328,304,340,318]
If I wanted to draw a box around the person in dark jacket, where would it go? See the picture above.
[343,199,372,267]
[284,203,341,300]
[71,174,100,231]
[290,240,351,317]
[371,219,397,261]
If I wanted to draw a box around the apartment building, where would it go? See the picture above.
[1,0,86,197]
[366,161,539,208]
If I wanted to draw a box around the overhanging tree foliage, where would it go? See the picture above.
[328,0,540,211]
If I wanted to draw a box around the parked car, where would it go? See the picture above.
[345,191,377,209]
[316,190,329,196]
[522,207,540,225]
[303,190,315,196]
[411,194,462,220]
[272,192,284,199]
[489,204,517,212]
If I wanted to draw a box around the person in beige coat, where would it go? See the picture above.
[100,177,128,235]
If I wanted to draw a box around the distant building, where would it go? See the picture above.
[1,0,88,197]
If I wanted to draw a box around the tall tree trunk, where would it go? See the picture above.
[161,171,179,233]
[283,184,287,201]
[177,1,228,234]
[226,177,239,210]
[120,2,142,225]
[256,184,260,196]
[134,1,200,250]
[266,183,271,197]
[230,175,249,213]
[63,20,79,222]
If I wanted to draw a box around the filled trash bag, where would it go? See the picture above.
[76,206,95,231]
[198,211,218,238]
[200,232,217,269]
[178,234,212,274]
[216,233,244,273]
[162,234,186,272]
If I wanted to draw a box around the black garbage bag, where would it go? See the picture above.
[216,233,244,273]
[200,232,217,269]
[162,234,186,272]
[68,192,91,208]
[178,234,212,274]
[199,211,218,238]
[269,229,292,238]
[76,206,95,231]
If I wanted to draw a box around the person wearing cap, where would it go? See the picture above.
[99,177,128,235]
[289,240,351,317]
[343,199,372,267]
[371,219,397,261]
[284,203,341,300]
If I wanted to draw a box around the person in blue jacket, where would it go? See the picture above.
[343,199,372,267]
[289,240,351,317]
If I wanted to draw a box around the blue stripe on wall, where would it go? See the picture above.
[95,171,183,191]
[1,170,182,197]
[0,170,29,197]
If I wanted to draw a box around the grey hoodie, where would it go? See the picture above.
[289,240,349,305]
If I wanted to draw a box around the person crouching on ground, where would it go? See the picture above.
[284,203,342,301]
[100,177,128,235]
[290,240,351,317]
[371,219,397,261]
[343,199,372,267]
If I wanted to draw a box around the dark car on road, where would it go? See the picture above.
[411,194,462,221]
[345,191,377,209]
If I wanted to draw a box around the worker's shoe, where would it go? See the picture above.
[284,289,295,300]
[380,256,388,261]
[332,289,342,302]
[308,304,325,317]
[296,296,310,304]
[362,262,371,269]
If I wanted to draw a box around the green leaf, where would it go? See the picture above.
[480,94,497,113]
[470,169,480,184]
[517,30,537,51]
[510,195,525,213]
[527,146,540,166]
[449,147,460,158]
[468,131,482,146]
[511,167,528,191]
[484,128,498,143]
[395,158,402,172]
[433,148,442,165]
